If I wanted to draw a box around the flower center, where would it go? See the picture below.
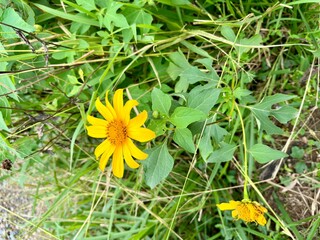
[106,120,127,145]
[237,203,251,222]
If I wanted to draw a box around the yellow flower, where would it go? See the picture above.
[86,89,156,178]
[217,199,268,226]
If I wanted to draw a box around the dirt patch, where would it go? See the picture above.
[0,175,49,240]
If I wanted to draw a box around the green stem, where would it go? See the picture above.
[235,103,249,200]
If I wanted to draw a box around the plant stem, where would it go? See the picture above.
[235,102,249,200]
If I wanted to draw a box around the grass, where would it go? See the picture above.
[0,0,319,239]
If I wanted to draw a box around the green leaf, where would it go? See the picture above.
[143,143,174,189]
[271,106,298,124]
[148,119,167,136]
[173,128,195,153]
[252,110,283,135]
[236,34,262,56]
[181,40,211,58]
[1,8,35,38]
[0,67,19,101]
[254,94,296,110]
[0,96,11,123]
[0,111,9,132]
[249,144,288,164]
[33,3,99,26]
[167,51,216,89]
[170,107,206,128]
[210,124,229,143]
[75,0,96,11]
[0,53,38,63]
[207,143,237,163]
[168,51,190,69]
[312,49,320,58]
[306,213,320,240]
[151,88,171,116]
[195,58,220,82]
[67,85,82,97]
[70,120,84,170]
[187,83,221,114]
[221,26,236,42]
[294,162,307,174]
[167,51,190,80]
[103,0,129,31]
[13,0,35,25]
[250,94,297,134]
[52,48,76,62]
[123,7,153,35]
[174,77,189,93]
[290,146,304,159]
[198,123,229,160]
[180,66,213,84]
[0,132,21,159]
[68,75,79,85]
[0,41,7,55]
[233,87,252,100]
[198,129,213,160]
[158,0,192,5]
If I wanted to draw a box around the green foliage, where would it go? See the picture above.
[249,94,297,135]
[206,142,237,163]
[290,146,304,159]
[170,107,206,128]
[151,87,171,116]
[0,8,35,38]
[0,0,319,239]
[249,144,288,164]
[143,142,174,189]
[173,128,195,153]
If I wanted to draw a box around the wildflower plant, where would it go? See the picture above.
[1,1,319,240]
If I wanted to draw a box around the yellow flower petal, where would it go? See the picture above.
[123,144,140,169]
[95,97,114,122]
[112,147,124,178]
[246,203,256,222]
[126,138,148,160]
[256,214,267,226]
[231,209,239,219]
[94,139,113,159]
[87,115,108,126]
[217,200,240,211]
[105,90,117,119]
[113,89,124,116]
[99,145,115,171]
[128,127,156,142]
[128,110,147,128]
[254,202,268,213]
[86,126,107,138]
[123,99,138,124]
